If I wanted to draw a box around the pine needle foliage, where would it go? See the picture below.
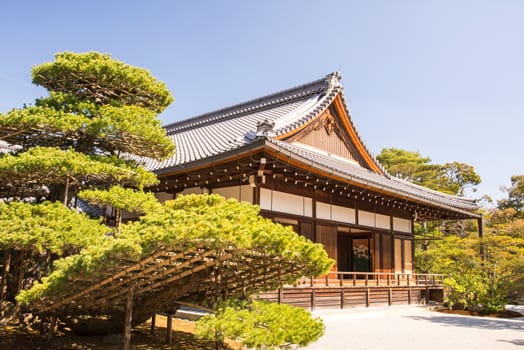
[17,195,333,308]
[196,300,324,349]
[32,51,174,113]
[78,186,161,214]
[0,146,158,191]
[0,201,109,255]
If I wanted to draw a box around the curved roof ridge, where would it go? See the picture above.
[334,85,390,176]
[164,73,340,135]
[273,75,342,137]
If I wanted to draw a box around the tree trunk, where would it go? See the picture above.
[0,250,11,303]
[14,249,27,322]
[123,282,135,350]
[115,209,122,228]
[48,184,67,203]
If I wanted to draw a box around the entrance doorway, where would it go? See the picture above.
[351,237,371,273]
[337,231,372,273]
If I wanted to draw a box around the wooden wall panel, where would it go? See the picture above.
[300,222,314,242]
[394,238,403,273]
[317,224,338,270]
[373,233,381,272]
[404,239,413,273]
[295,127,359,164]
[382,234,392,272]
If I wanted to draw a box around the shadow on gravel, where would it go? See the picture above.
[404,314,524,331]
[497,339,524,346]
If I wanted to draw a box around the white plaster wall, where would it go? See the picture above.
[358,210,375,227]
[154,191,172,203]
[317,202,356,224]
[393,217,412,233]
[213,185,253,203]
[375,213,391,230]
[179,187,204,195]
[259,189,311,216]
[332,205,356,224]
[316,202,331,220]
[260,188,272,210]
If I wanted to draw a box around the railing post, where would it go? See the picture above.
[352,273,356,287]
[310,276,314,287]
[365,273,368,286]
[340,288,345,309]
[366,288,370,307]
[325,274,329,287]
[311,289,316,311]
[339,272,343,286]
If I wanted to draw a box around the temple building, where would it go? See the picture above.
[140,72,480,277]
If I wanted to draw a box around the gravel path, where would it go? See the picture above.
[303,305,524,350]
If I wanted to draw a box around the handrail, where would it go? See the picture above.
[295,271,444,288]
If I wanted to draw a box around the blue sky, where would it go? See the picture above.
[1,1,522,203]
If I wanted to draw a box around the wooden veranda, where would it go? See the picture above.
[259,271,445,310]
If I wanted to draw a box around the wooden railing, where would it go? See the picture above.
[295,272,444,288]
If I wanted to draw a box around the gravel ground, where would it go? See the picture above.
[303,305,524,350]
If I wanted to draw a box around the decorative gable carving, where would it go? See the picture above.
[289,110,364,166]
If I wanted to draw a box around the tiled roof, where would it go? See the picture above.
[267,140,478,212]
[0,140,21,154]
[75,199,104,218]
[143,72,478,214]
[142,73,359,171]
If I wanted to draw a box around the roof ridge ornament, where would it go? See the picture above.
[327,71,343,90]
[255,119,276,139]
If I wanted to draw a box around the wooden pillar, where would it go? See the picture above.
[366,288,370,307]
[407,275,411,305]
[388,288,392,306]
[150,314,156,335]
[123,282,135,350]
[166,313,173,345]
[311,289,316,311]
[278,287,284,304]
[340,288,345,309]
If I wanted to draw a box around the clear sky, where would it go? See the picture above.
[1,1,522,203]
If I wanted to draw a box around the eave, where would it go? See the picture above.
[151,139,480,221]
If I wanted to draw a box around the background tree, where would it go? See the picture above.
[377,148,480,196]
[416,174,524,312]
[376,148,524,313]
[377,147,481,238]
[498,175,524,218]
